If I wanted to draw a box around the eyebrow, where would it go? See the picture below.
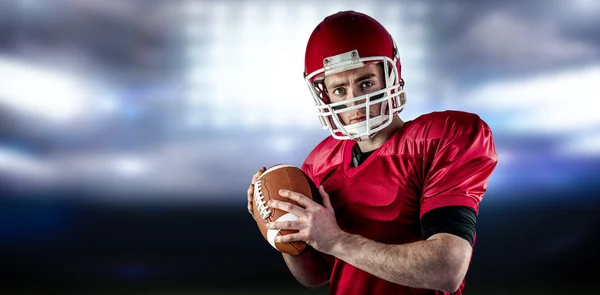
[327,73,377,90]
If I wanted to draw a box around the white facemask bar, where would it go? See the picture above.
[321,86,403,140]
[304,55,406,141]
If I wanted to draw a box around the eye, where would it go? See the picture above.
[332,88,345,96]
[361,81,374,89]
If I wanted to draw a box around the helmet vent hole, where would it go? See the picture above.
[317,25,321,32]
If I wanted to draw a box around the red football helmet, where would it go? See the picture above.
[303,11,406,141]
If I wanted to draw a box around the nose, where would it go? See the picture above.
[345,87,367,108]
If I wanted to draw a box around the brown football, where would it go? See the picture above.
[252,164,319,255]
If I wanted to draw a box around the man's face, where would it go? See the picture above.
[323,63,386,126]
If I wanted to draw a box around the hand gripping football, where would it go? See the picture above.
[252,164,319,255]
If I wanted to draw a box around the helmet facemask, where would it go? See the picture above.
[304,50,406,141]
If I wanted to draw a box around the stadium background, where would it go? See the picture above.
[1,0,599,294]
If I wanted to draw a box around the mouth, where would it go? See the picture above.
[349,116,366,124]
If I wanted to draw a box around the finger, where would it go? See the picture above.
[269,199,306,217]
[251,167,267,184]
[267,220,303,231]
[247,185,254,200]
[319,185,333,211]
[247,200,253,214]
[247,185,254,215]
[274,232,304,243]
[278,189,315,208]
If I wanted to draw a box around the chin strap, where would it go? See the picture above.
[354,131,379,142]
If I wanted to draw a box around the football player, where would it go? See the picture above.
[247,11,498,295]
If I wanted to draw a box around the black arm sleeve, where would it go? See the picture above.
[420,206,477,246]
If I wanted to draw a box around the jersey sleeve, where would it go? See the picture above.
[302,146,320,185]
[300,135,342,188]
[419,114,498,218]
[301,161,316,185]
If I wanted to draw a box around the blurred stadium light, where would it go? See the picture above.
[0,0,597,202]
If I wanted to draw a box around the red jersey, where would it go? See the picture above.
[301,110,498,295]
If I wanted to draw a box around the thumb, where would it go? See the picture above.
[318,185,333,211]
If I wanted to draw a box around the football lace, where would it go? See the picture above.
[253,180,272,220]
